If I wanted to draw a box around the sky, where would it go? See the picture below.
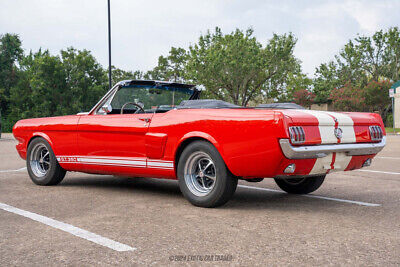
[1,0,399,77]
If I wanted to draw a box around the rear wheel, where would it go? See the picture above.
[27,138,66,185]
[274,175,325,194]
[178,141,237,208]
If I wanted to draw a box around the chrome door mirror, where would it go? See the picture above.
[100,104,112,114]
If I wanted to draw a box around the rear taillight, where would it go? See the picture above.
[289,126,305,144]
[369,125,383,141]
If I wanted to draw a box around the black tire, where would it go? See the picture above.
[274,175,326,194]
[177,141,238,208]
[27,137,66,186]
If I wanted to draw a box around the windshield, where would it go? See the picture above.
[106,85,192,113]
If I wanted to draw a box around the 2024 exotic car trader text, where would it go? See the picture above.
[13,80,386,207]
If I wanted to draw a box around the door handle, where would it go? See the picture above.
[138,117,151,123]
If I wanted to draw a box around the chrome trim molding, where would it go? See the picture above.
[279,136,386,159]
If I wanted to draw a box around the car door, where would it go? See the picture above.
[76,113,153,174]
[75,84,154,174]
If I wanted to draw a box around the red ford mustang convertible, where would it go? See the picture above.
[13,80,386,207]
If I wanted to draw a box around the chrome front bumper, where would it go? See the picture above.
[279,136,386,159]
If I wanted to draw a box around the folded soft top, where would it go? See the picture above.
[177,100,304,110]
[177,100,240,109]
[256,103,305,109]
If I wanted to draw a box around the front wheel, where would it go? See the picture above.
[27,137,66,185]
[177,141,238,208]
[274,175,326,194]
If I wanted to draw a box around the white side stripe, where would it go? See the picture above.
[56,156,174,170]
[147,161,174,168]
[0,202,136,251]
[78,157,146,167]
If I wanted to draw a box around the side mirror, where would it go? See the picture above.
[100,104,112,114]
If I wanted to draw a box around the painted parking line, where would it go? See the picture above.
[238,185,381,207]
[0,202,136,252]
[0,167,26,173]
[357,169,400,175]
[376,156,400,160]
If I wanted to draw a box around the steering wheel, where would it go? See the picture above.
[120,102,145,114]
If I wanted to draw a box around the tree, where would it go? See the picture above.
[329,82,366,112]
[313,62,340,103]
[8,49,69,123]
[147,47,188,82]
[185,28,301,106]
[293,89,315,108]
[61,47,108,112]
[0,33,23,116]
[313,27,400,104]
[363,80,392,120]
[385,27,400,81]
[112,67,143,83]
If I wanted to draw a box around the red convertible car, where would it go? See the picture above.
[13,80,386,207]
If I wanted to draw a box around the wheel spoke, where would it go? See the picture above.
[198,162,202,172]
[202,161,213,172]
[204,174,216,181]
[200,177,206,188]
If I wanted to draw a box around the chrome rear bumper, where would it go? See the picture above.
[279,136,386,159]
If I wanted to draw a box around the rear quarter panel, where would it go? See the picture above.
[149,109,288,178]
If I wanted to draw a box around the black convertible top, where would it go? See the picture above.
[177,100,305,109]
[256,103,305,109]
[177,100,240,109]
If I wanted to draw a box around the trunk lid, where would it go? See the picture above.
[276,109,385,145]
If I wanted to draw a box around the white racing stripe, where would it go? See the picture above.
[300,110,356,144]
[0,167,27,173]
[309,154,333,175]
[0,202,136,252]
[332,152,352,172]
[325,111,356,143]
[238,185,381,207]
[299,110,337,144]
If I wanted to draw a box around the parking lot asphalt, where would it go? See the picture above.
[0,133,399,266]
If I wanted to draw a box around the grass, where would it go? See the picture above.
[385,127,400,133]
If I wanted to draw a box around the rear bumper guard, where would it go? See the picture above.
[279,136,386,159]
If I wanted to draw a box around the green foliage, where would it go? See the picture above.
[112,67,144,83]
[0,33,23,116]
[147,47,188,82]
[185,27,303,106]
[3,48,111,130]
[292,89,315,108]
[61,47,108,112]
[330,82,366,112]
[329,80,392,123]
[1,26,400,131]
[313,27,400,104]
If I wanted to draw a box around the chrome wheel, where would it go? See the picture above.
[184,151,216,197]
[29,143,51,178]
